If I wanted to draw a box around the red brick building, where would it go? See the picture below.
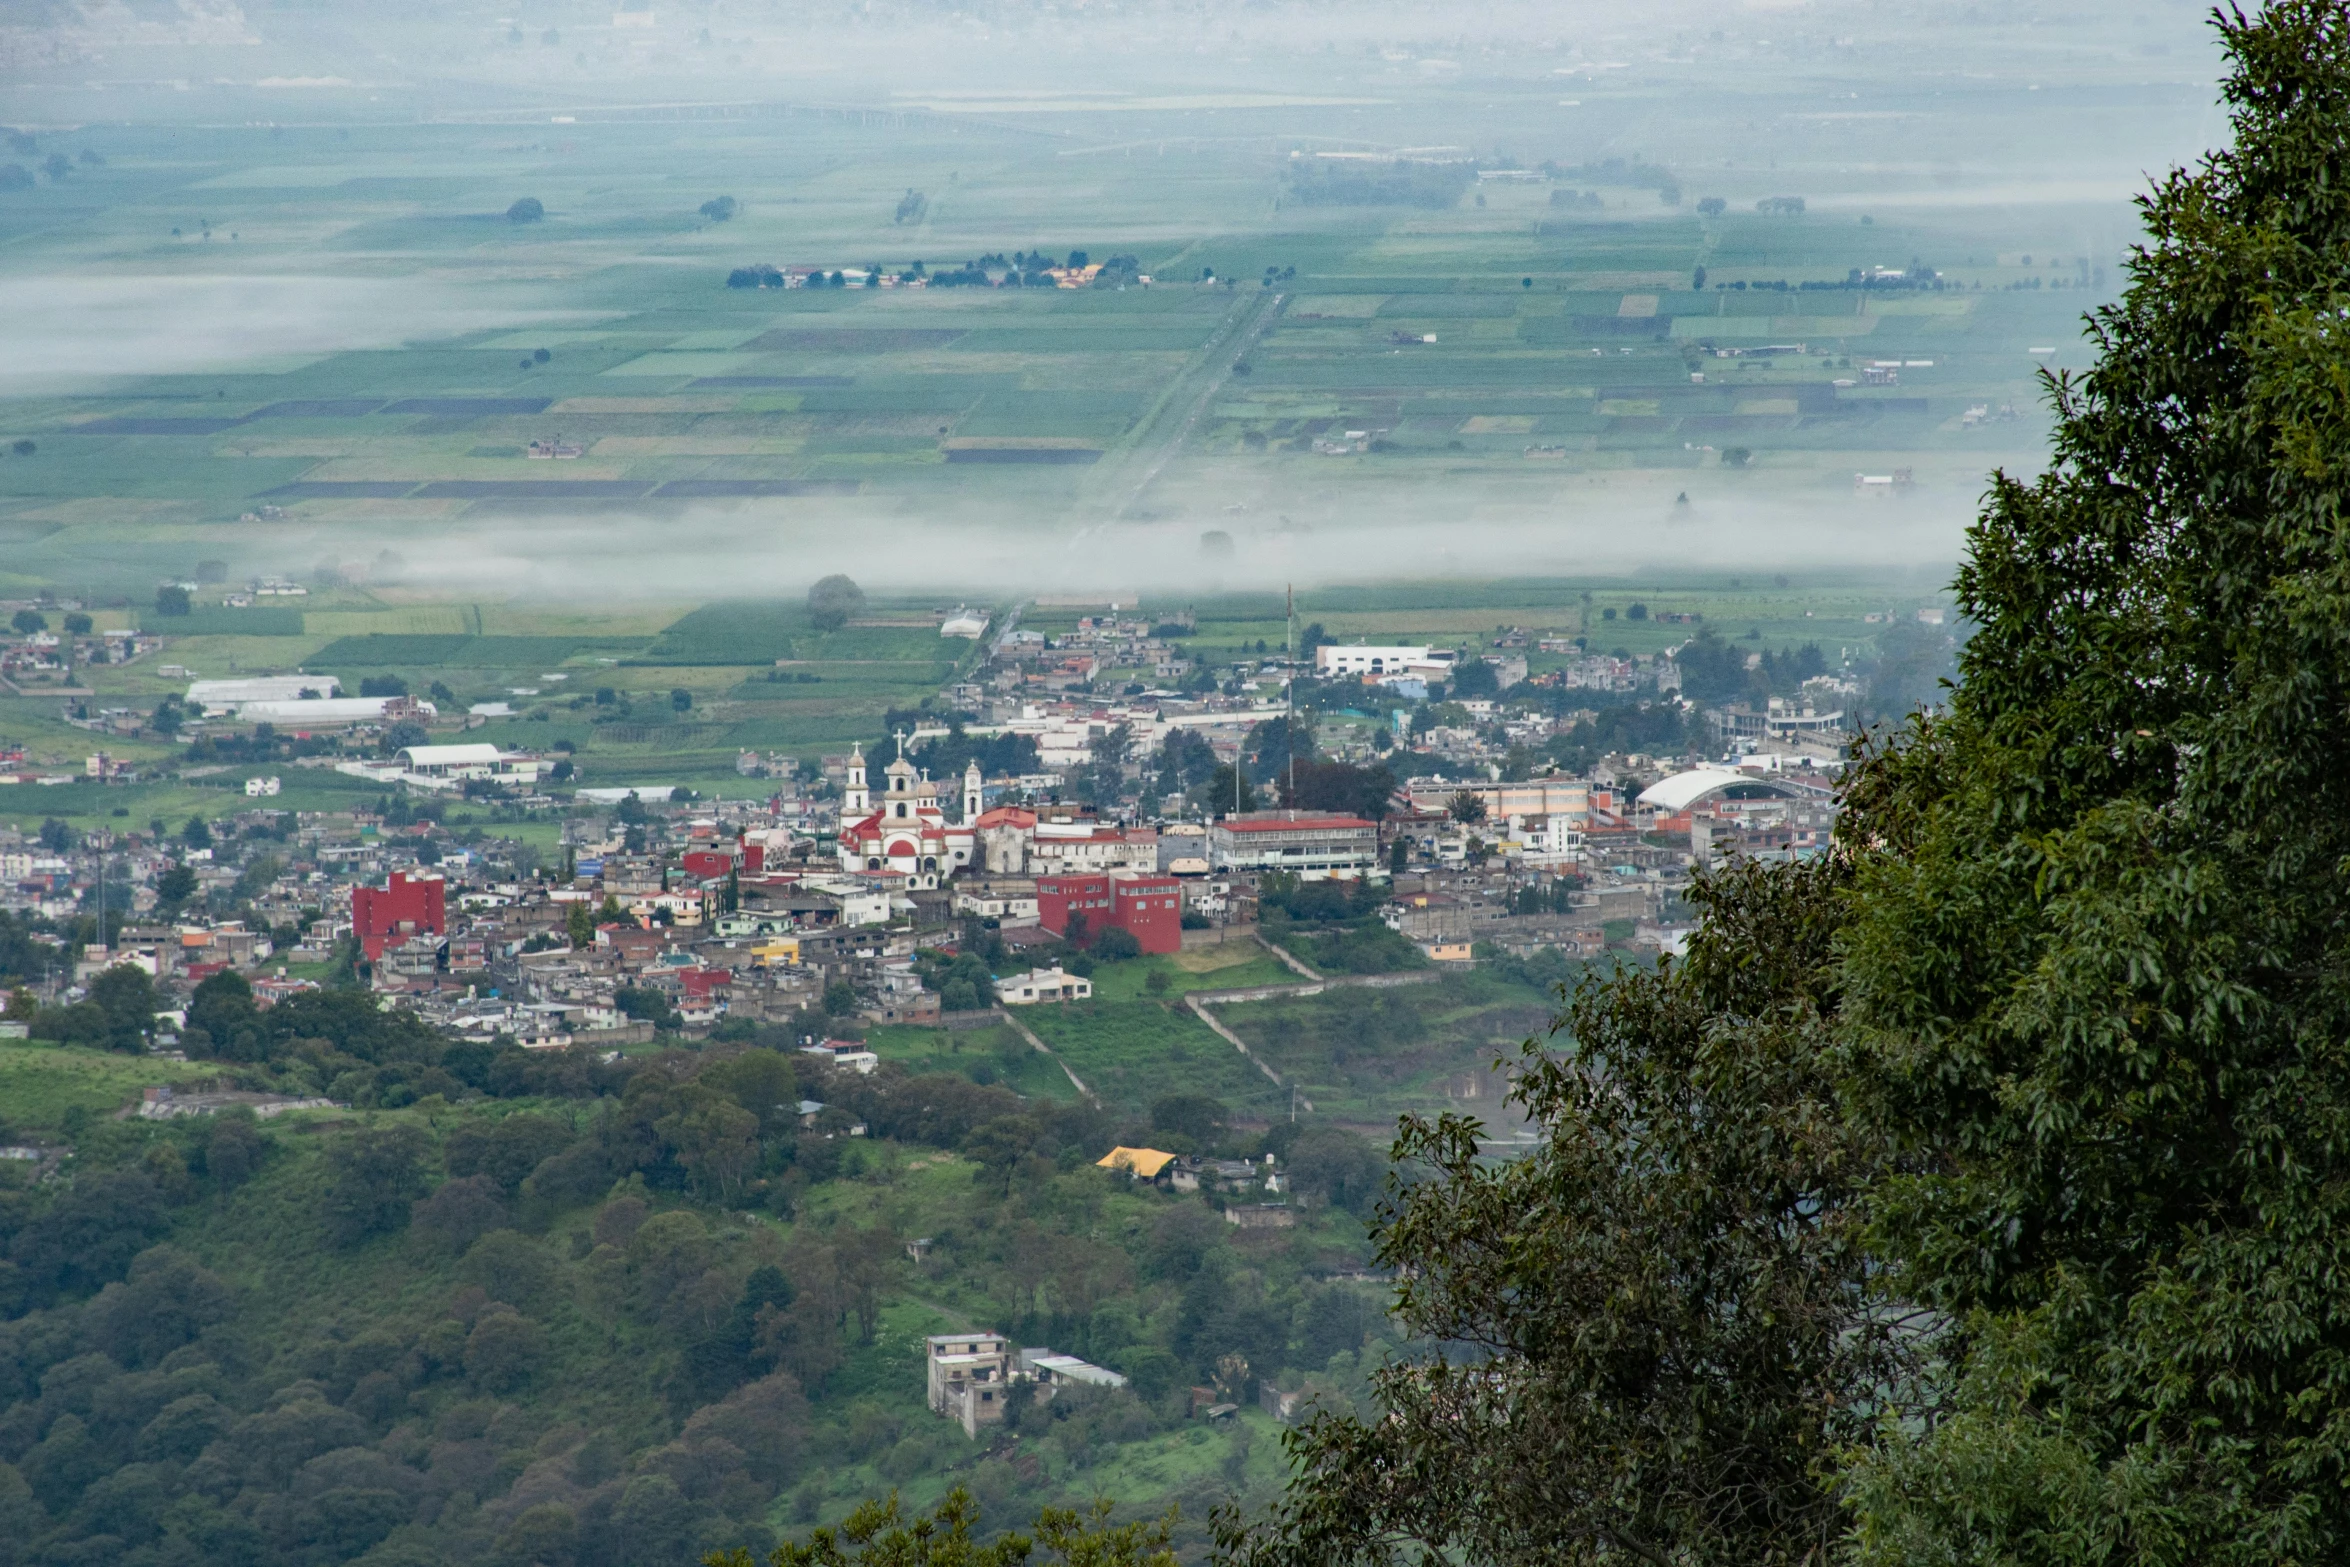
[352,871,446,962]
[1036,871,1184,955]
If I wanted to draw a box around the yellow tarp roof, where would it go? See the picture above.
[1097,1146,1179,1178]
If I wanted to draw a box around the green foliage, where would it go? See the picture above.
[1830,5,2350,1555]
[809,575,867,634]
[1090,927,1142,962]
[321,1125,429,1246]
[1230,11,2350,1564]
[1222,861,1901,1565]
[718,1487,1176,1567]
[1275,923,1422,976]
[1279,761,1395,821]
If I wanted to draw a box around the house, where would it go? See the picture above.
[928,1333,1015,1437]
[1096,1146,1179,1182]
[1205,1158,1264,1191]
[1017,1347,1127,1389]
[953,879,1040,926]
[1260,1384,1308,1422]
[998,965,1091,1004]
[799,1041,879,1075]
[1225,1203,1297,1229]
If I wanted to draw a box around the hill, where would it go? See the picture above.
[0,1034,1400,1567]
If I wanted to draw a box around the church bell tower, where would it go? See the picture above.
[844,743,868,815]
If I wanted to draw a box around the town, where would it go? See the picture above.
[0,585,1886,1074]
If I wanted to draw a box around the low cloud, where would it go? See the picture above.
[0,274,599,393]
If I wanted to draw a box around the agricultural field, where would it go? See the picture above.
[0,32,2174,609]
[0,29,2158,799]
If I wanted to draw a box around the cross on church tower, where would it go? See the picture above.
[893,727,911,760]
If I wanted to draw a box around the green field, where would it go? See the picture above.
[0,1040,228,1129]
[0,38,2165,606]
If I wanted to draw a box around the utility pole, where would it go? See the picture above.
[1285,583,1297,808]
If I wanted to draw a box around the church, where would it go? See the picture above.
[835,740,981,888]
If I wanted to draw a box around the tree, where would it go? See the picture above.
[1671,629,1750,703]
[153,860,198,913]
[1234,10,2350,1563]
[10,609,44,635]
[709,1489,1175,1567]
[1220,862,1903,1566]
[670,688,693,713]
[1696,196,1727,217]
[1445,790,1486,825]
[1829,5,2350,1556]
[180,814,211,849]
[321,1127,430,1247]
[463,1311,548,1392]
[1150,1094,1227,1147]
[1091,927,1142,962]
[62,612,89,634]
[86,964,158,1052]
[507,197,545,223]
[1286,760,1396,820]
[186,968,264,1060]
[410,1174,510,1255]
[153,584,190,617]
[700,195,737,221]
[808,574,865,633]
[1203,764,1258,816]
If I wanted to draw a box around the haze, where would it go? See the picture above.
[0,0,2225,592]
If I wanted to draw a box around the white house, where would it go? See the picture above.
[997,965,1091,1005]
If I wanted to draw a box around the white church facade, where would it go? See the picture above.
[834,741,980,889]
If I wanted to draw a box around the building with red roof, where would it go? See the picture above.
[834,743,979,889]
[1208,811,1383,881]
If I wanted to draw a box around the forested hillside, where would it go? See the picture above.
[0,1015,1405,1567]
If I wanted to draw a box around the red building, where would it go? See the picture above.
[352,871,445,962]
[681,848,736,881]
[1036,871,1184,955]
[1110,873,1184,954]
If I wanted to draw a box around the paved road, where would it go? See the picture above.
[1070,287,1286,538]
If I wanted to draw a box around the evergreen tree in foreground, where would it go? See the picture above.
[1221,4,2350,1562]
